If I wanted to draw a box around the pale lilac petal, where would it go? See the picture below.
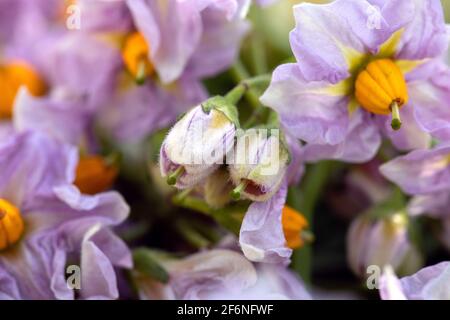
[0,132,77,209]
[260,63,349,146]
[127,0,202,83]
[379,266,407,300]
[185,7,250,78]
[290,0,413,83]
[35,32,121,111]
[0,268,21,300]
[303,109,381,163]
[399,262,450,300]
[165,250,258,300]
[239,182,292,264]
[14,88,88,145]
[99,76,206,142]
[285,132,304,186]
[380,145,450,195]
[395,0,448,60]
[80,225,121,300]
[77,0,133,32]
[408,192,450,217]
[409,62,450,141]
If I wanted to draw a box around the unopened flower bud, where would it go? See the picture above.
[160,97,238,189]
[229,130,289,201]
[347,212,423,279]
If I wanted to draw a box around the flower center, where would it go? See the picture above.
[355,59,408,130]
[282,206,312,249]
[74,155,118,195]
[0,61,47,119]
[0,199,25,251]
[122,32,154,85]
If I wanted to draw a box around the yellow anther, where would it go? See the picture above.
[122,32,154,85]
[282,206,310,250]
[74,155,118,195]
[0,61,47,119]
[0,199,24,251]
[355,59,408,130]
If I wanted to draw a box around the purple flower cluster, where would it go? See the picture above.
[1,0,450,301]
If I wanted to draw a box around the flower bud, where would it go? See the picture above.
[160,97,238,189]
[229,130,289,201]
[347,212,423,278]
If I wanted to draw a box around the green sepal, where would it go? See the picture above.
[201,96,240,128]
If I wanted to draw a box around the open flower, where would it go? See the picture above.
[134,249,310,300]
[0,131,131,299]
[261,0,449,162]
[380,262,450,300]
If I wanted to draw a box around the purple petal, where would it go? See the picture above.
[395,0,448,60]
[14,88,88,145]
[289,0,413,83]
[380,145,450,195]
[0,131,77,209]
[260,63,350,146]
[409,62,450,141]
[239,182,292,264]
[303,109,381,163]
[399,261,450,300]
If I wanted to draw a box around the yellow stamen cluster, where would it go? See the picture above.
[74,155,118,195]
[282,206,310,250]
[0,199,24,251]
[355,59,408,130]
[122,32,154,84]
[0,61,47,119]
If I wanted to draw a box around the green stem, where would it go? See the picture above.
[251,34,268,75]
[175,220,210,249]
[225,74,272,106]
[229,62,267,110]
[172,195,211,215]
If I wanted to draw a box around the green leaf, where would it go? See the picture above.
[132,248,170,283]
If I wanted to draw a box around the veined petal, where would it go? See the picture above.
[239,182,292,264]
[399,262,450,300]
[408,191,450,217]
[395,0,448,60]
[260,63,350,146]
[14,88,88,146]
[380,145,450,195]
[289,0,412,83]
[409,63,450,141]
[303,108,381,163]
